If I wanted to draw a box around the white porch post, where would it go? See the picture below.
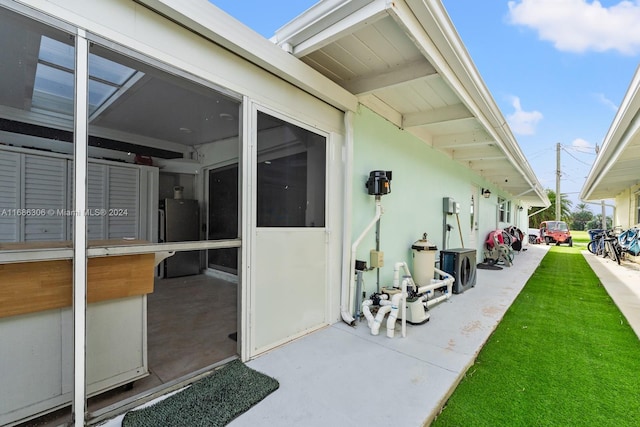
[240,96,252,361]
[73,29,89,427]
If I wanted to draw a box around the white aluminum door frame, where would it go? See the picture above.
[246,102,331,358]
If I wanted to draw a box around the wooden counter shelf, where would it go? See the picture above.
[0,240,155,319]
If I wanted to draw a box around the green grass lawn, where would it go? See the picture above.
[432,246,640,426]
[571,230,590,249]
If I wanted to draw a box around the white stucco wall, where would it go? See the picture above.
[614,186,640,229]
[351,106,510,293]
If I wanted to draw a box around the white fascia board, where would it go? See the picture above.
[135,0,357,113]
[580,66,640,201]
[400,0,548,206]
[276,0,389,57]
[271,0,380,49]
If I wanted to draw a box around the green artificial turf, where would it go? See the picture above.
[571,230,590,248]
[433,246,640,427]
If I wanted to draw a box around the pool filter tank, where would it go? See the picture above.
[411,233,438,286]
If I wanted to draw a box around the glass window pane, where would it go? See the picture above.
[256,112,326,227]
[0,6,76,426]
[39,35,75,70]
[89,53,136,85]
[32,63,75,115]
[88,79,116,113]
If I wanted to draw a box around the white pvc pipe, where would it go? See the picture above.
[434,267,454,295]
[340,111,355,325]
[361,299,375,328]
[392,261,414,288]
[401,278,410,338]
[417,269,454,295]
[344,199,382,325]
[414,268,453,310]
[371,304,392,336]
[425,293,450,308]
[385,293,401,338]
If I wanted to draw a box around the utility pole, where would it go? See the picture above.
[556,142,561,221]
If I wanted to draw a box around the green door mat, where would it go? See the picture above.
[123,360,279,427]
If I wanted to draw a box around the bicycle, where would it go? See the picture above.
[587,230,606,256]
[603,233,622,265]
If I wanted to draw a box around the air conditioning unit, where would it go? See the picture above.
[439,248,477,294]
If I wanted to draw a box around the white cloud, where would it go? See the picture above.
[507,0,640,55]
[571,138,595,153]
[594,92,619,111]
[506,96,543,135]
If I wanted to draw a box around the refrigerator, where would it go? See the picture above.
[160,198,200,278]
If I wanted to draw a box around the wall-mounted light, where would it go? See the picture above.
[518,206,524,212]
[481,188,491,199]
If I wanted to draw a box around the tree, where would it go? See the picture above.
[529,189,573,228]
[586,214,612,230]
[571,203,593,231]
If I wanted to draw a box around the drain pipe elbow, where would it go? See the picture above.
[362,299,375,328]
[341,310,356,326]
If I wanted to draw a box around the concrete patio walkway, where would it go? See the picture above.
[103,243,640,427]
[230,244,550,427]
[583,251,640,341]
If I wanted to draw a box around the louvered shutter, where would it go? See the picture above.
[23,154,67,241]
[0,150,20,242]
[107,166,139,239]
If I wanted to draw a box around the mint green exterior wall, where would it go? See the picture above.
[352,107,498,291]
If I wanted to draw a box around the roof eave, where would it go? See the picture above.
[134,0,358,113]
[580,65,640,202]
[272,0,549,208]
[402,0,548,207]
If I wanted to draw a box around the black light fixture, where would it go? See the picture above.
[481,188,491,199]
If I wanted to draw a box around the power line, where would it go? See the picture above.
[561,146,594,166]
[563,145,596,155]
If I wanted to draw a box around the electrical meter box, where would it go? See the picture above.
[370,250,384,268]
[443,197,456,214]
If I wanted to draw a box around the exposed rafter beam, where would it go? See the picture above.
[452,150,504,162]
[432,130,494,149]
[358,94,403,128]
[343,58,437,95]
[403,103,472,128]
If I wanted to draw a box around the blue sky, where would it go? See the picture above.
[211,0,640,211]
